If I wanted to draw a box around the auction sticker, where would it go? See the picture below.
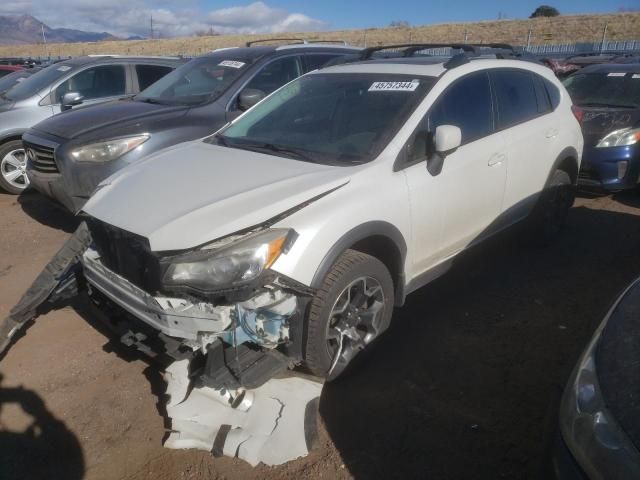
[607,72,626,77]
[369,81,419,92]
[219,60,245,68]
[57,65,72,72]
[633,74,640,79]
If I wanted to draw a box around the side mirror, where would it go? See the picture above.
[426,125,462,176]
[238,88,266,111]
[61,91,84,111]
[434,125,462,154]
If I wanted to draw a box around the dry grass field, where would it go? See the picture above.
[0,12,638,58]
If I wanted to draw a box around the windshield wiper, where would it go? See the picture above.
[136,97,167,105]
[231,142,314,162]
[579,102,638,109]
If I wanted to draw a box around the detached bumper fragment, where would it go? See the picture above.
[0,221,91,357]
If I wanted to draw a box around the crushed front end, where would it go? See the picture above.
[82,218,311,390]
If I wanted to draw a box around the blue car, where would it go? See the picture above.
[564,64,640,191]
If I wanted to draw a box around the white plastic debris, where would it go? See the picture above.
[163,365,323,466]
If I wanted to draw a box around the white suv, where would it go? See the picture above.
[66,45,583,386]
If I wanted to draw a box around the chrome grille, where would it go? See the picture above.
[24,142,58,173]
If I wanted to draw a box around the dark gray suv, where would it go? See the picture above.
[24,43,359,212]
[0,55,183,194]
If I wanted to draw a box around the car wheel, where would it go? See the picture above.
[0,140,30,194]
[304,249,394,380]
[529,169,574,246]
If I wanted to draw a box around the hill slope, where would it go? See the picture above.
[0,14,117,45]
[0,12,637,57]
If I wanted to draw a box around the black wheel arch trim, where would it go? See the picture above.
[0,131,28,146]
[310,221,408,306]
[547,146,579,186]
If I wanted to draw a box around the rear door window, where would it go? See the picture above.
[491,70,539,129]
[532,74,552,113]
[135,64,173,91]
[428,71,493,144]
[55,65,126,102]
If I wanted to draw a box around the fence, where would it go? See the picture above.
[523,39,640,56]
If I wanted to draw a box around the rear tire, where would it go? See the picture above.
[304,250,394,381]
[0,140,29,194]
[528,170,574,246]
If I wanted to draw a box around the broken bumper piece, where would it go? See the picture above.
[164,359,323,466]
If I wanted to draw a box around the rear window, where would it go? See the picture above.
[563,72,640,108]
[136,64,173,90]
[491,70,539,129]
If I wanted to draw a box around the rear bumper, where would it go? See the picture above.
[578,144,640,191]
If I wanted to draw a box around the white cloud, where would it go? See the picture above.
[18,1,325,38]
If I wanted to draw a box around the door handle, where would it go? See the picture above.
[546,128,559,138]
[488,154,506,167]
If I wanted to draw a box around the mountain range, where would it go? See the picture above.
[0,14,123,45]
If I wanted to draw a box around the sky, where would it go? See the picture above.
[1,0,636,38]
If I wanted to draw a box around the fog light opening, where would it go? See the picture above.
[617,161,629,180]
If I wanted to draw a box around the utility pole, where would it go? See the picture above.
[526,29,532,51]
[600,23,608,53]
[150,15,153,40]
[464,30,469,44]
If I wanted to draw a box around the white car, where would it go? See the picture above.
[52,45,583,386]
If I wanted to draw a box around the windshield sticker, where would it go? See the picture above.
[369,81,419,92]
[57,65,72,72]
[15,77,25,82]
[219,60,245,69]
[633,74,640,79]
[607,72,626,77]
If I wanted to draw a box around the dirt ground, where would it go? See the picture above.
[1,189,640,480]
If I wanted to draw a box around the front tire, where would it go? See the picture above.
[304,250,394,380]
[0,140,30,194]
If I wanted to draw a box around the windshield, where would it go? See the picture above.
[0,69,37,94]
[564,72,640,108]
[4,62,74,101]
[210,73,434,165]
[136,55,251,106]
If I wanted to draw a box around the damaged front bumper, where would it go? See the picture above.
[1,221,312,391]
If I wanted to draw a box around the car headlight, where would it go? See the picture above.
[163,229,295,292]
[596,127,640,148]
[70,135,150,163]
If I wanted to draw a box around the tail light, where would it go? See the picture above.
[571,105,584,123]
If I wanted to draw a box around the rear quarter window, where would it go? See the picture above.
[544,78,561,109]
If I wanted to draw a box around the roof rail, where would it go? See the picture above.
[360,43,478,60]
[246,38,305,47]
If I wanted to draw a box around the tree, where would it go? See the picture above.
[530,5,560,18]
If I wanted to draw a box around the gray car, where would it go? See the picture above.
[0,55,184,194]
[23,42,359,212]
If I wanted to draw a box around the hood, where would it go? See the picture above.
[31,98,189,140]
[83,141,352,251]
[580,107,640,147]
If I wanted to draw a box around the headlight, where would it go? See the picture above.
[596,127,640,148]
[163,229,295,292]
[70,135,150,163]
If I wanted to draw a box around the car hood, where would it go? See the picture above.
[32,98,189,140]
[581,107,640,147]
[83,141,353,251]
